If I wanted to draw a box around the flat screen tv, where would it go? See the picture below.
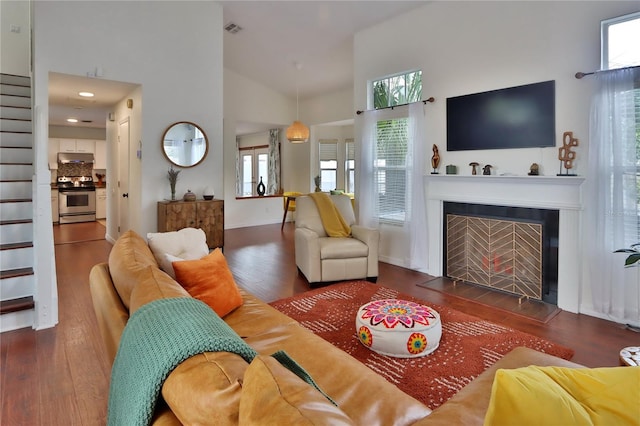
[446,80,555,151]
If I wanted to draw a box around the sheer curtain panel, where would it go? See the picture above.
[585,66,640,327]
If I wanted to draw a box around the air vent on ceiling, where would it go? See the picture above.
[225,22,242,34]
[81,120,93,123]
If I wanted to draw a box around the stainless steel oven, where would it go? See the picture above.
[58,176,96,224]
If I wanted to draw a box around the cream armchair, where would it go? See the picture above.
[294,194,379,285]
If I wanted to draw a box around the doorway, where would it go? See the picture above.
[118,119,130,237]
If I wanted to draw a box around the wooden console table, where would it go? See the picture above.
[157,199,224,249]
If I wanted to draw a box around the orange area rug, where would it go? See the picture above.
[270,281,574,410]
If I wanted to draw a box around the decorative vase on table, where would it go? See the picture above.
[314,175,321,192]
[183,190,196,202]
[167,166,180,201]
[257,177,266,196]
[203,186,214,200]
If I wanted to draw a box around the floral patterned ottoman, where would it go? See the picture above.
[356,299,442,358]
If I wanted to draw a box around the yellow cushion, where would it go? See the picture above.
[484,366,640,426]
[239,355,354,425]
[172,249,243,317]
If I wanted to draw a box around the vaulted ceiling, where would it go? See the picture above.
[48,1,428,128]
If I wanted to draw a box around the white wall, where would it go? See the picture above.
[33,1,223,238]
[0,0,30,76]
[354,2,638,274]
[223,68,294,228]
[31,1,223,328]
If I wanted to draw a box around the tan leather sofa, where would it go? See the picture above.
[295,194,379,284]
[90,230,581,425]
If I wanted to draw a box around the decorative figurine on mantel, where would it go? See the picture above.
[431,144,441,174]
[528,163,540,176]
[557,131,578,176]
[482,165,493,175]
[469,162,480,175]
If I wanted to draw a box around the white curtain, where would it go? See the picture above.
[584,66,640,326]
[406,102,428,271]
[356,102,429,270]
[356,109,381,229]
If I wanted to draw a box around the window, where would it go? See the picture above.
[373,70,422,109]
[601,12,640,245]
[345,138,355,193]
[319,139,338,191]
[239,147,269,196]
[601,12,640,70]
[370,70,422,223]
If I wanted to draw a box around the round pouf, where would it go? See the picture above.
[356,299,442,358]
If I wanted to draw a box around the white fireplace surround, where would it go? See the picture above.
[424,174,585,313]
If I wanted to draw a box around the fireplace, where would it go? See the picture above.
[443,202,559,305]
[424,175,584,313]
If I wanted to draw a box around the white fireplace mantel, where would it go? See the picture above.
[424,174,585,313]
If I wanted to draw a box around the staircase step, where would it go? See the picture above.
[0,83,30,97]
[0,241,33,251]
[0,164,33,180]
[0,245,33,271]
[0,219,32,225]
[0,181,32,202]
[0,147,33,163]
[0,223,33,244]
[0,74,31,87]
[0,105,31,120]
[0,132,32,147]
[0,94,30,108]
[0,200,33,219]
[0,296,35,315]
[1,118,32,133]
[0,198,32,203]
[0,267,33,280]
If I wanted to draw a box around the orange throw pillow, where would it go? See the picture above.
[172,249,243,317]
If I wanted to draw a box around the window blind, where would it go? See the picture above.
[375,117,408,223]
[319,139,338,161]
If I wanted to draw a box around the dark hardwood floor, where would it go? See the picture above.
[1,221,638,425]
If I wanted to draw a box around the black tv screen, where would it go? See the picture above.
[446,80,555,151]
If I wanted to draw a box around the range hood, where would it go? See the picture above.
[58,152,94,164]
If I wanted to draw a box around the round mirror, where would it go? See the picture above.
[161,121,209,168]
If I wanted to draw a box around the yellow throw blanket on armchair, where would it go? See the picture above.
[309,192,351,237]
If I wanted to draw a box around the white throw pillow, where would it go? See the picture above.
[162,253,184,279]
[147,228,209,276]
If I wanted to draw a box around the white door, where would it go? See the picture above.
[118,119,130,237]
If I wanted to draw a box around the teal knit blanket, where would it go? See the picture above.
[107,298,258,426]
[107,297,334,426]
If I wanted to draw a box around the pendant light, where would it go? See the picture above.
[286,62,309,143]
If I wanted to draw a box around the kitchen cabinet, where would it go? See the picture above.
[59,138,95,154]
[96,188,107,219]
[94,140,107,169]
[51,188,59,223]
[157,199,224,249]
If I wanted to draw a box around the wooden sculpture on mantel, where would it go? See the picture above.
[431,144,441,174]
[557,131,578,176]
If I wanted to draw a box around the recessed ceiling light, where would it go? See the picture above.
[67,118,78,123]
[78,91,94,97]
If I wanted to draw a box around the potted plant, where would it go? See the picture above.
[614,243,640,267]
